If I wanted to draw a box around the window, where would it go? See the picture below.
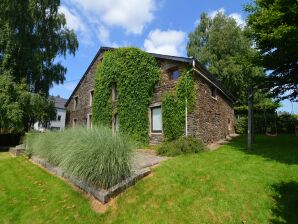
[113,113,119,132]
[169,69,180,81]
[228,118,232,131]
[87,114,92,128]
[74,96,78,109]
[57,115,61,121]
[211,86,217,99]
[151,106,162,133]
[73,118,77,127]
[112,83,118,101]
[89,90,94,106]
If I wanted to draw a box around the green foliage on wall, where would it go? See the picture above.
[92,47,160,143]
[162,68,196,141]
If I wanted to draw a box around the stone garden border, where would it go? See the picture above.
[30,156,151,204]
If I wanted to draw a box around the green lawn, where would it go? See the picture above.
[0,135,297,224]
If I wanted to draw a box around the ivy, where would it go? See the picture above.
[92,48,160,143]
[162,68,196,141]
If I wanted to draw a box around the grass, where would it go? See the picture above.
[25,126,133,189]
[0,153,100,224]
[0,134,297,223]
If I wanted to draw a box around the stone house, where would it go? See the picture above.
[65,47,236,144]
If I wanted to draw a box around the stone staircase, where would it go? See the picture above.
[9,144,25,156]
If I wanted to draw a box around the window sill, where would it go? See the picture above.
[150,131,163,135]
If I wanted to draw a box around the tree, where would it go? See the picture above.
[187,12,264,104]
[246,0,298,101]
[0,0,78,94]
[187,12,270,150]
[0,0,78,133]
[0,73,55,133]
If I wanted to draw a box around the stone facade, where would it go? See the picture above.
[187,75,235,144]
[66,48,235,144]
[66,52,103,127]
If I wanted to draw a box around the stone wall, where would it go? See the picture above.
[148,60,184,144]
[66,53,103,126]
[66,54,235,145]
[187,75,235,144]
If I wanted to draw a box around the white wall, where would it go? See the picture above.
[33,108,66,131]
[50,108,66,130]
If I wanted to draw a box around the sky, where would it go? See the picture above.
[50,0,297,114]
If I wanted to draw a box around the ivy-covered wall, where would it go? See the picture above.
[92,48,160,143]
[162,68,196,141]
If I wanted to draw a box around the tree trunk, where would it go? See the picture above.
[247,85,254,151]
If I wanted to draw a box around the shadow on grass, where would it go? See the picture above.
[226,134,298,165]
[270,181,298,224]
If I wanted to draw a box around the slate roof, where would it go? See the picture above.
[65,46,236,106]
[49,96,67,109]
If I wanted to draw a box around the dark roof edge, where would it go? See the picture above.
[192,58,236,103]
[65,46,236,106]
[65,47,104,106]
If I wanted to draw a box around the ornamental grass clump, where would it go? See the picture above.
[25,126,133,189]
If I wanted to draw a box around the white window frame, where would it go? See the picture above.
[73,96,78,110]
[150,105,162,134]
[87,113,92,128]
[89,89,94,106]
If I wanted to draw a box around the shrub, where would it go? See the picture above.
[235,117,247,134]
[277,113,298,133]
[235,113,298,134]
[157,136,206,156]
[25,126,133,189]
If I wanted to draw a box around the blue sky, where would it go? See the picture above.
[50,0,297,113]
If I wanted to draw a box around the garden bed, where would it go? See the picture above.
[31,155,151,203]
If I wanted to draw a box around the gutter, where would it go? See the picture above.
[192,58,235,104]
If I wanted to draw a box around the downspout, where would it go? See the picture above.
[185,58,196,137]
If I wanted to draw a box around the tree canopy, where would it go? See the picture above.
[246,0,298,101]
[187,12,265,104]
[0,73,55,133]
[0,0,78,133]
[0,0,78,94]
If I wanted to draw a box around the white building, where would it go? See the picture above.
[34,96,67,131]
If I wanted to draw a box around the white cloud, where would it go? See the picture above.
[229,13,246,27]
[208,8,246,27]
[97,26,110,45]
[210,7,225,19]
[68,0,156,34]
[59,5,93,46]
[194,19,200,27]
[59,6,86,32]
[97,25,119,47]
[144,29,186,56]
